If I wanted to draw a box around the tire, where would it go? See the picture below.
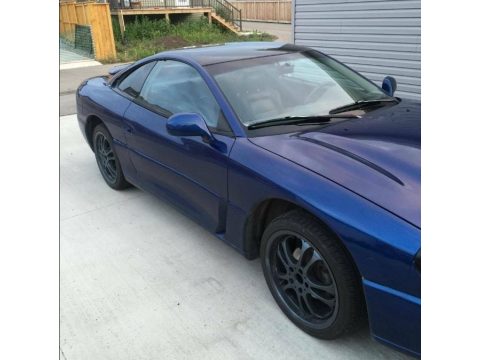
[260,209,365,339]
[93,124,130,190]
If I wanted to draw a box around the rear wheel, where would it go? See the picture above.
[260,209,365,339]
[93,124,130,190]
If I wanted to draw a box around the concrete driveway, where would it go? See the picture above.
[60,113,413,360]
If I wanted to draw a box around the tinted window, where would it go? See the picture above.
[117,61,156,97]
[139,61,230,133]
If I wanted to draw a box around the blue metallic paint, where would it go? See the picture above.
[364,279,421,357]
[249,99,420,228]
[76,42,420,357]
[166,113,214,141]
[123,99,235,233]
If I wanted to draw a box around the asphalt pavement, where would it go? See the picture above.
[60,64,128,116]
[242,21,292,42]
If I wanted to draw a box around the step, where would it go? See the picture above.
[211,12,240,33]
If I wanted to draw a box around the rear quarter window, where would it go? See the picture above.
[117,62,156,97]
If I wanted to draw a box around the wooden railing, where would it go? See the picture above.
[59,1,117,61]
[231,1,291,23]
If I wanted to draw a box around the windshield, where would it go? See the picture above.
[207,51,390,127]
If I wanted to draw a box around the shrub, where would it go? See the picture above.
[112,17,276,62]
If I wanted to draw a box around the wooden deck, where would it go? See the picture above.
[111,7,240,35]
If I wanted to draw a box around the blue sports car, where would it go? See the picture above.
[76,42,420,357]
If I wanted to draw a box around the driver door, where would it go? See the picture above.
[123,60,235,233]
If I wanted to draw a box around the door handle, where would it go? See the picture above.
[125,125,133,134]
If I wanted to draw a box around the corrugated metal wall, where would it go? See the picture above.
[293,0,420,100]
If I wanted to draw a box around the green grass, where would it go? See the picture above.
[111,17,276,63]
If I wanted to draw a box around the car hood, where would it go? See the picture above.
[249,100,421,227]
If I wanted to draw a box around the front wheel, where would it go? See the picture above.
[260,209,365,339]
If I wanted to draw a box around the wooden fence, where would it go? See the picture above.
[59,1,116,61]
[231,1,291,23]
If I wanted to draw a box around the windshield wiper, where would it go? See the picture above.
[329,98,399,115]
[247,114,359,130]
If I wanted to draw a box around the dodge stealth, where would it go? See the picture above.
[76,42,421,357]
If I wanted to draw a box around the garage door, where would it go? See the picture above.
[293,0,420,100]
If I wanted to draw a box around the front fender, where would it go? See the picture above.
[225,137,420,355]
[226,138,420,297]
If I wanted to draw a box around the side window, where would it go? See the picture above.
[117,61,156,98]
[138,60,231,133]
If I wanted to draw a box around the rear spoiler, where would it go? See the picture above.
[108,63,131,76]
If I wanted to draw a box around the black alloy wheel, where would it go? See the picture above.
[95,132,117,184]
[269,232,338,327]
[93,124,130,190]
[261,209,366,339]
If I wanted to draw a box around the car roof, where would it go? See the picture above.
[155,42,310,66]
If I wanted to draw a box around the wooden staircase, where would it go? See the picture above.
[211,11,241,34]
[207,0,242,34]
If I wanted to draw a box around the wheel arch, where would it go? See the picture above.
[85,114,104,150]
[243,197,368,325]
[243,198,364,283]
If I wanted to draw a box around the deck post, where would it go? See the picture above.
[165,12,170,23]
[118,10,125,39]
[207,11,212,24]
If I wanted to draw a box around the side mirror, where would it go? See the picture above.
[166,113,214,143]
[382,76,397,96]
